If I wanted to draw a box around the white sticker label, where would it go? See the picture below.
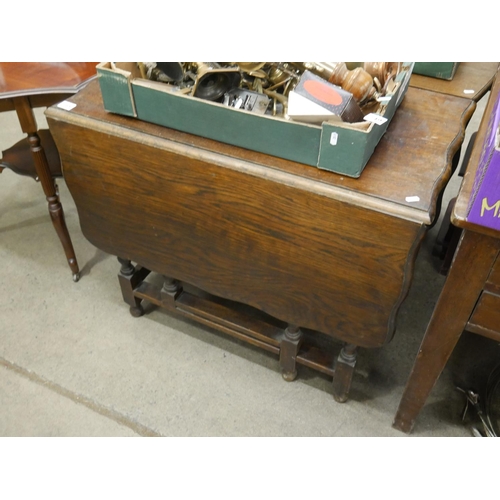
[405,196,420,203]
[463,89,475,95]
[330,132,338,146]
[377,96,392,104]
[57,100,77,110]
[364,113,388,126]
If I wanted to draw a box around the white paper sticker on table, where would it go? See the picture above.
[330,132,338,146]
[364,113,388,126]
[405,196,420,203]
[463,89,475,95]
[57,100,77,111]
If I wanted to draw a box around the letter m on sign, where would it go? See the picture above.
[481,198,500,217]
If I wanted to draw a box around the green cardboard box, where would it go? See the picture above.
[413,62,459,80]
[96,62,413,178]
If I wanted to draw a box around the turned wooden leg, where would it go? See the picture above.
[279,325,303,381]
[332,343,358,403]
[161,276,182,307]
[117,257,145,317]
[14,97,80,281]
[28,133,80,281]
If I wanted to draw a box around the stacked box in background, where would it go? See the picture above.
[413,62,459,80]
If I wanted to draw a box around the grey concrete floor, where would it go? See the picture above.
[0,89,491,437]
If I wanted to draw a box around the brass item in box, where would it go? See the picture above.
[155,62,184,82]
[187,63,241,102]
[139,61,404,122]
[234,62,266,74]
[363,62,400,88]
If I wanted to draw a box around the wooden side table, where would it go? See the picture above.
[410,62,499,101]
[393,69,500,434]
[0,62,97,281]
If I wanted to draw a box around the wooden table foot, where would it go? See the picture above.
[280,325,303,381]
[332,344,357,403]
[129,304,144,317]
[117,257,150,317]
[161,276,182,306]
[392,411,416,434]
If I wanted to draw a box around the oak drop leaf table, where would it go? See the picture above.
[46,79,474,402]
[0,62,97,281]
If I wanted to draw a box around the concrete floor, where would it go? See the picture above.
[0,89,493,437]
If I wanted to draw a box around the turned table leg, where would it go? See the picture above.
[161,276,182,306]
[279,325,303,381]
[14,97,80,281]
[332,343,358,403]
[117,257,145,317]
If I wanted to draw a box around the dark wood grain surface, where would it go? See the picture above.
[49,80,475,224]
[46,79,474,350]
[0,62,98,113]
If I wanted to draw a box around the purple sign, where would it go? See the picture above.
[466,91,500,231]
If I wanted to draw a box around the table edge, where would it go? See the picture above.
[0,75,98,101]
[46,102,440,225]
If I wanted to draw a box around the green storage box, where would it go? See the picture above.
[96,62,414,178]
[413,62,459,80]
